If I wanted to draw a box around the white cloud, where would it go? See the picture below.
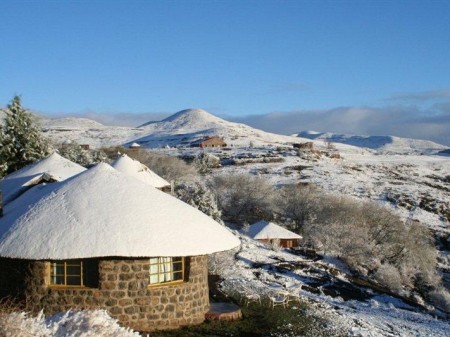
[231,105,450,146]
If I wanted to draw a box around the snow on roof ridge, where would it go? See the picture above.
[248,220,302,240]
[0,162,240,259]
[0,152,86,205]
[111,154,170,188]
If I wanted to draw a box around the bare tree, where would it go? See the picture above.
[277,184,321,232]
[211,173,277,225]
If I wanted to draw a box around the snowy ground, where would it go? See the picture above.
[0,309,139,337]
[219,234,450,337]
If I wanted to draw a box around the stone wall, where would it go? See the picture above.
[19,256,209,332]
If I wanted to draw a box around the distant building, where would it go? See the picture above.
[191,137,227,148]
[293,142,314,150]
[128,142,141,151]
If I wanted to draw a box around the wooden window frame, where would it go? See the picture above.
[148,257,185,287]
[48,260,84,288]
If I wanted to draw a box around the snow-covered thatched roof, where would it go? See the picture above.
[111,154,170,189]
[0,152,86,205]
[0,163,240,259]
[247,220,302,240]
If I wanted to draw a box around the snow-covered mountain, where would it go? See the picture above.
[133,108,311,148]
[296,130,448,155]
[38,109,315,149]
[38,109,449,156]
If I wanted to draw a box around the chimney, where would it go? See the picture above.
[0,190,3,217]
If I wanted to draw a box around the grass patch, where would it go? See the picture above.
[148,301,343,337]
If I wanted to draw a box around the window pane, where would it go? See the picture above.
[67,265,81,275]
[172,271,183,281]
[150,274,159,284]
[53,263,64,275]
[66,275,82,286]
[173,261,183,272]
[149,257,184,285]
[49,259,98,288]
[51,275,65,285]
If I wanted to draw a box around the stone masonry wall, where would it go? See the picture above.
[23,256,209,332]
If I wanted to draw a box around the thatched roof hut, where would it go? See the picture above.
[111,154,171,191]
[0,163,239,331]
[248,220,302,248]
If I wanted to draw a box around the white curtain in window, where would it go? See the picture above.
[149,257,159,284]
[52,263,58,284]
[162,257,173,282]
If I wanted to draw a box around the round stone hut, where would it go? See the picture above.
[0,163,240,332]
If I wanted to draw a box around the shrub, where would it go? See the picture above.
[193,152,220,175]
[56,142,107,167]
[211,173,277,225]
[174,181,222,224]
[300,193,439,295]
[429,287,450,312]
[374,263,403,293]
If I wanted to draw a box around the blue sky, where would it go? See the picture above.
[1,0,450,144]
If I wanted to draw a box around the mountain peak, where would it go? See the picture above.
[162,108,216,122]
[139,108,225,131]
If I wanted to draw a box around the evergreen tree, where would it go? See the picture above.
[0,96,50,177]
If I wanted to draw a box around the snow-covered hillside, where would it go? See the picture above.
[37,108,317,149]
[212,146,449,232]
[133,108,313,148]
[296,130,448,155]
[40,117,146,148]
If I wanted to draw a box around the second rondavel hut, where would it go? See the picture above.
[111,153,171,192]
[0,163,240,332]
[247,220,302,248]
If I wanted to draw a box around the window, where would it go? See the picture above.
[149,257,184,286]
[49,259,98,287]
